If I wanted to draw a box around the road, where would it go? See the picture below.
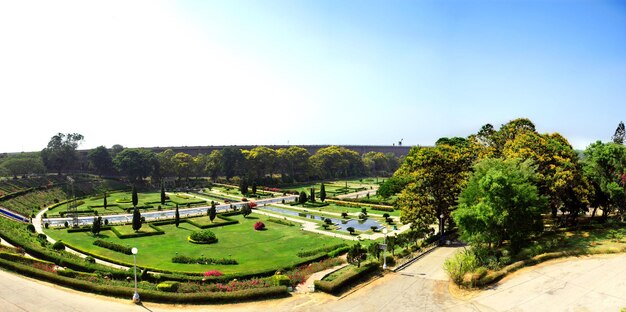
[1,247,626,311]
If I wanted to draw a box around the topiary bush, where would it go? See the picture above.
[188,230,218,244]
[254,221,266,231]
[52,240,65,251]
[157,281,180,292]
[26,224,35,233]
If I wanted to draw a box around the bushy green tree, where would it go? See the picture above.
[299,191,308,205]
[241,203,252,217]
[613,121,625,145]
[347,243,366,268]
[87,146,114,175]
[91,216,102,236]
[453,158,546,252]
[583,141,626,221]
[41,133,84,174]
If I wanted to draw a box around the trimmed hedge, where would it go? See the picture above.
[326,199,395,212]
[186,216,239,229]
[172,255,237,265]
[297,243,348,258]
[266,218,296,227]
[67,226,111,233]
[314,262,380,295]
[328,246,350,258]
[110,224,164,239]
[93,239,132,255]
[0,257,289,303]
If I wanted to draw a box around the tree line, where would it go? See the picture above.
[0,135,401,185]
[390,118,626,252]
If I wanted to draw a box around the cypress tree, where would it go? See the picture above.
[132,185,138,207]
[103,191,107,209]
[91,216,102,236]
[310,188,316,202]
[175,205,180,227]
[299,191,307,205]
[320,183,326,202]
[209,202,216,222]
[252,182,257,194]
[160,184,166,205]
[132,207,142,232]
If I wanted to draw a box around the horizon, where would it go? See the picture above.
[1,1,625,153]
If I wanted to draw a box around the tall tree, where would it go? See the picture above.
[87,146,114,175]
[205,150,223,181]
[613,121,625,145]
[91,216,102,236]
[240,179,249,195]
[396,141,475,235]
[41,133,84,174]
[320,183,327,202]
[103,192,108,209]
[299,191,308,205]
[241,203,252,218]
[156,149,177,180]
[221,147,245,180]
[172,152,194,181]
[175,205,180,227]
[583,141,626,221]
[160,184,166,205]
[0,156,46,177]
[132,207,142,232]
[347,243,366,268]
[113,149,158,182]
[208,202,216,222]
[310,188,316,202]
[132,185,138,207]
[453,158,546,252]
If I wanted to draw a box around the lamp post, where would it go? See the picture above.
[382,228,388,270]
[131,247,140,303]
[439,214,444,246]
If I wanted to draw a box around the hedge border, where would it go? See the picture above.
[314,261,380,295]
[0,257,289,304]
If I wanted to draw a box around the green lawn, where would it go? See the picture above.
[44,214,346,274]
[46,191,208,217]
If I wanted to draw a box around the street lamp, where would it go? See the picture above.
[382,228,388,270]
[131,247,140,303]
[439,214,444,246]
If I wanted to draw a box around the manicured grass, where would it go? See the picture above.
[46,191,209,217]
[44,214,346,274]
[113,224,161,236]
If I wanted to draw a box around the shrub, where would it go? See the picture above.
[157,281,180,292]
[328,246,350,257]
[341,212,348,218]
[64,221,69,228]
[297,243,348,258]
[254,222,266,231]
[266,218,295,227]
[189,230,218,244]
[272,274,291,286]
[26,224,35,233]
[93,240,132,255]
[172,255,237,265]
[314,262,380,294]
[444,249,480,285]
[52,241,65,251]
[44,223,49,229]
[346,227,355,235]
[382,213,390,218]
[204,270,223,277]
[85,256,96,264]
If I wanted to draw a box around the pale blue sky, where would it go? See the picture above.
[0,0,625,152]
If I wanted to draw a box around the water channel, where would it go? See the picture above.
[260,205,383,232]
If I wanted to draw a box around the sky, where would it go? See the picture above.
[1,0,625,153]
